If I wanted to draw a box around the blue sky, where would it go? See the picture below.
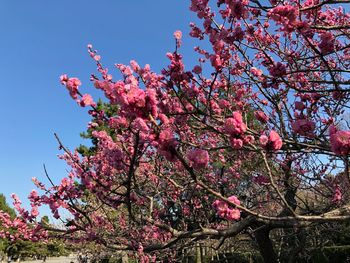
[0,1,200,214]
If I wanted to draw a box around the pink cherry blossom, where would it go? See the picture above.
[226,208,241,220]
[228,195,240,205]
[60,75,81,99]
[224,111,247,136]
[295,101,306,111]
[268,62,286,78]
[269,130,283,151]
[330,130,350,155]
[259,134,269,146]
[332,186,342,203]
[192,65,202,74]
[291,119,316,137]
[187,149,209,169]
[158,129,178,161]
[2,0,350,259]
[230,138,243,149]
[213,195,241,221]
[254,111,269,123]
[318,32,335,54]
[173,30,182,40]
[251,67,263,77]
[79,94,96,107]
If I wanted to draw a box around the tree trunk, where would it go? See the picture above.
[288,229,306,263]
[196,244,202,263]
[255,227,278,263]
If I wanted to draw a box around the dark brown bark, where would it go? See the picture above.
[255,227,278,263]
[287,229,307,263]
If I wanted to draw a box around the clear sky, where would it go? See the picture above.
[0,1,200,213]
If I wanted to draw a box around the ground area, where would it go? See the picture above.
[3,256,77,263]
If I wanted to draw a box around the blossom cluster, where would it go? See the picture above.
[0,0,349,259]
[212,195,241,221]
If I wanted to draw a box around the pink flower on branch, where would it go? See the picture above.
[173,30,182,40]
[291,119,316,137]
[251,67,263,78]
[224,111,247,136]
[187,149,209,169]
[332,186,342,203]
[268,62,287,78]
[60,75,81,100]
[78,94,96,107]
[174,30,182,48]
[254,111,269,123]
[330,126,350,156]
[4,0,350,259]
[157,129,178,161]
[212,195,241,221]
[318,32,335,55]
[268,4,299,32]
[260,130,283,151]
[269,130,283,151]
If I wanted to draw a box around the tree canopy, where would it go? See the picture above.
[1,0,350,262]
